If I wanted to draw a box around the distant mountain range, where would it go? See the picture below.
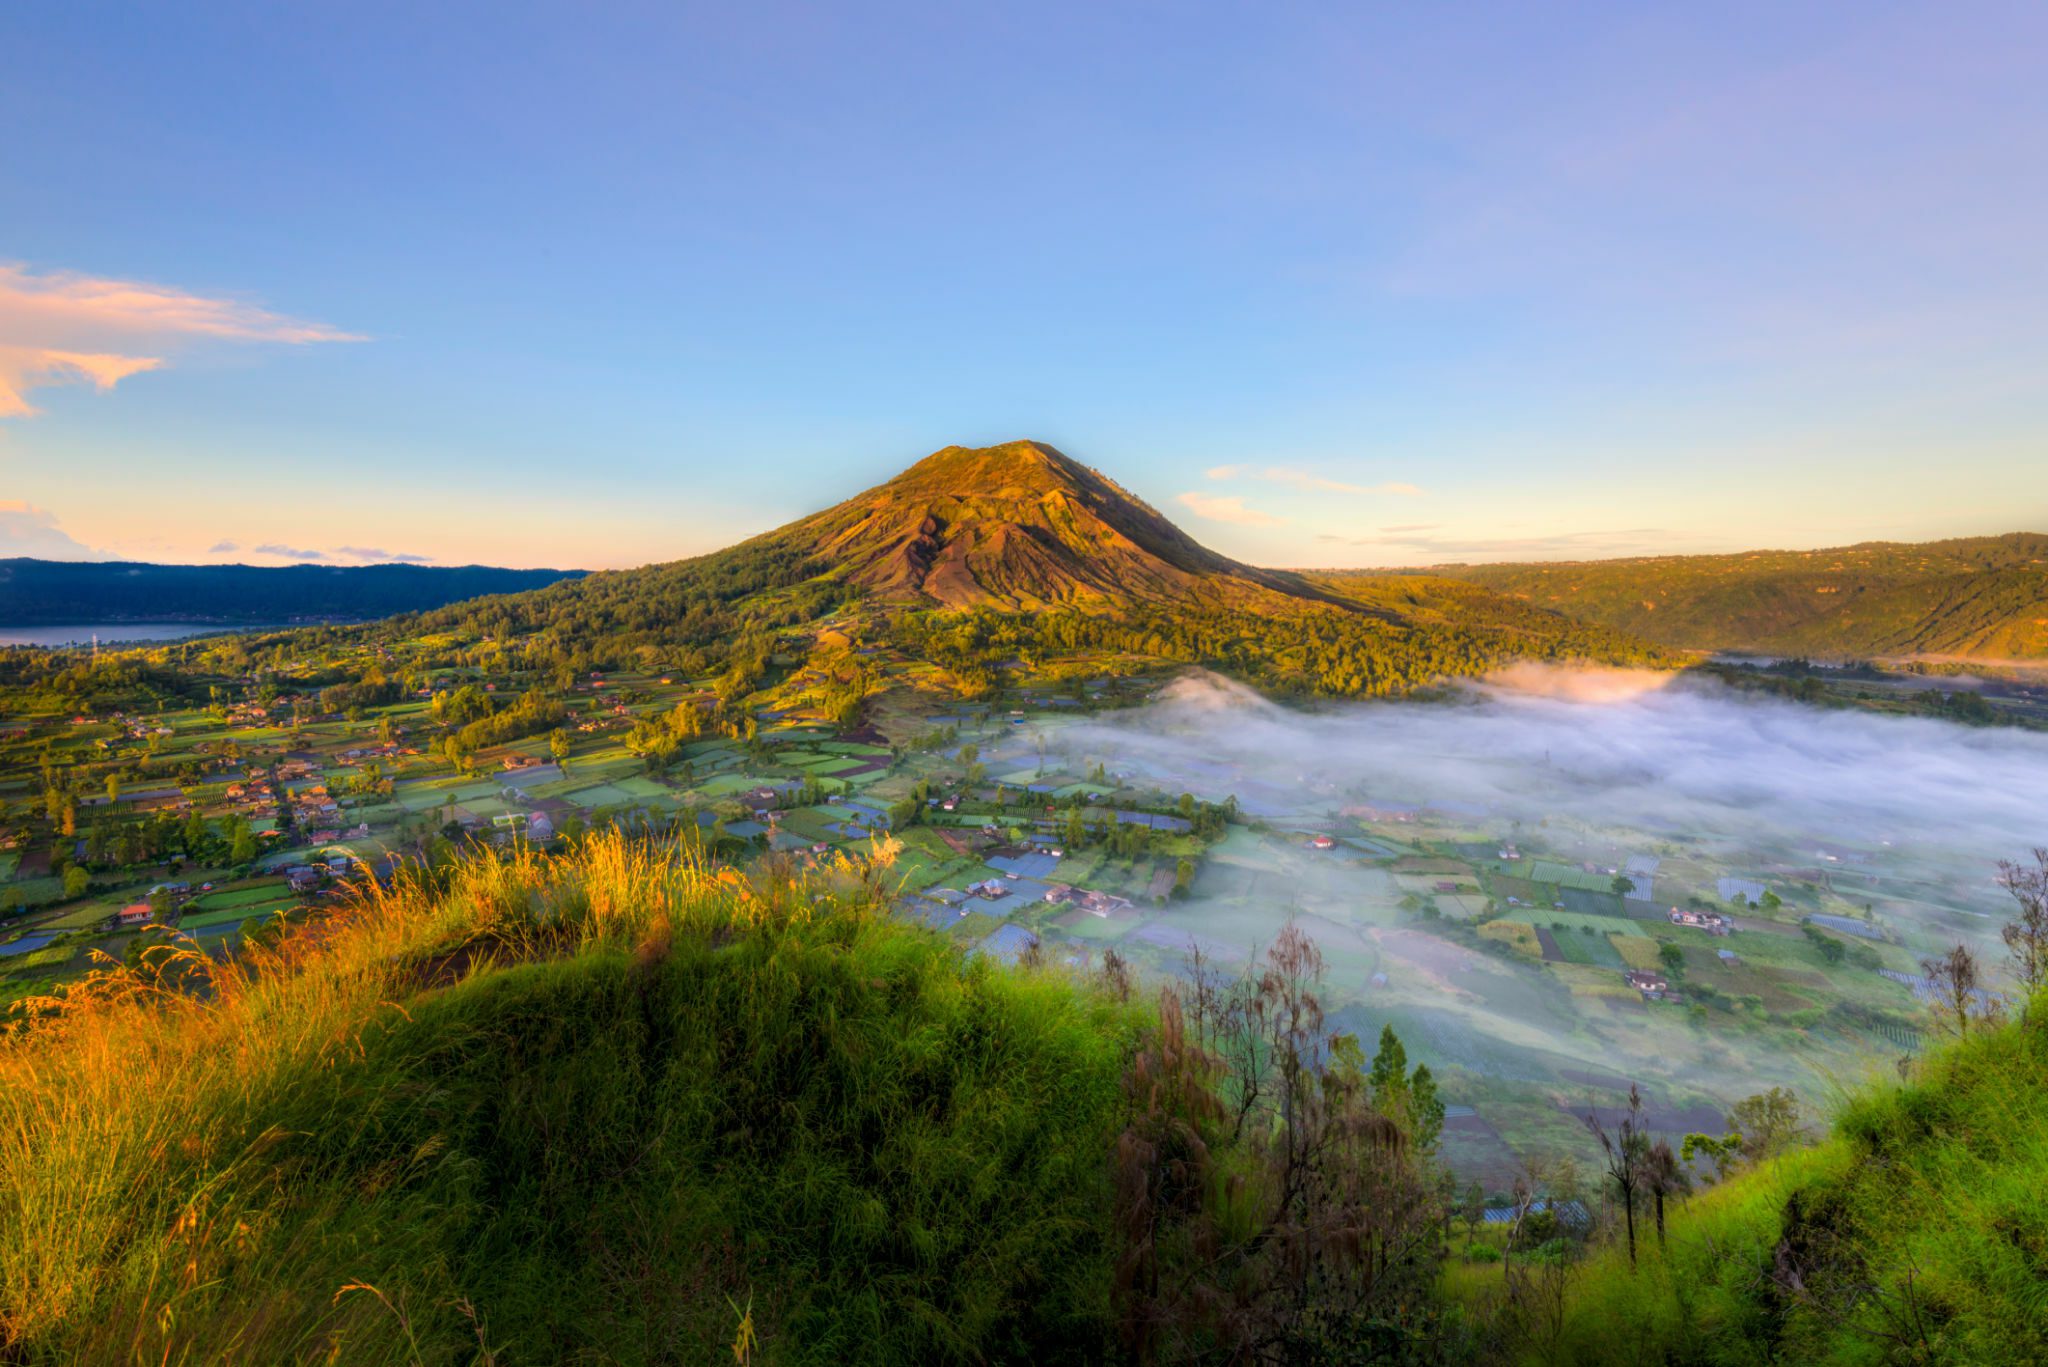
[0,559,584,627]
[1371,534,2048,660]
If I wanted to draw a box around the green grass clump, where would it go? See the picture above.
[1533,1001,2048,1365]
[0,834,1143,1365]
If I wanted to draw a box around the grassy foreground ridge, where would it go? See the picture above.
[5,824,2046,1365]
[0,836,1145,1363]
[1507,992,2048,1365]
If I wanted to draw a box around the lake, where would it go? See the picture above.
[0,622,295,648]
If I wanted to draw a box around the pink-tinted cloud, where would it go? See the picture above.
[0,263,362,418]
[1175,490,1286,527]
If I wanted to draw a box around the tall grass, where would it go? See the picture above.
[1527,1000,2048,1366]
[0,834,1147,1364]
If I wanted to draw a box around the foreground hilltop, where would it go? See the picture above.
[1381,533,2048,661]
[397,440,1661,696]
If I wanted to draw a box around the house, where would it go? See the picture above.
[112,903,154,928]
[1669,907,1733,935]
[1308,834,1336,851]
[1074,889,1134,916]
[1624,969,1670,997]
[286,865,323,892]
[527,813,555,842]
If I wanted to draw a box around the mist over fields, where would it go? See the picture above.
[1057,667,2048,896]
[1025,666,2048,1137]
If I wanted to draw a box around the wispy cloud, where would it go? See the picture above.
[1175,491,1286,527]
[0,263,363,418]
[1205,465,1424,497]
[207,540,240,554]
[1325,526,1682,563]
[0,501,102,560]
[254,542,330,562]
[337,545,433,564]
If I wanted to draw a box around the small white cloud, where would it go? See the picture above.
[0,501,102,560]
[337,545,433,565]
[254,542,329,562]
[1176,491,1286,527]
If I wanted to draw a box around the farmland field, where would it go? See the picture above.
[190,883,292,910]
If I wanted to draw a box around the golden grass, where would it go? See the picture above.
[0,830,899,1353]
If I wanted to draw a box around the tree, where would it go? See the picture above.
[62,865,89,899]
[1462,1181,1487,1246]
[1679,1131,1742,1183]
[1643,1139,1688,1247]
[1923,942,1994,1037]
[1727,1086,1804,1165]
[1172,857,1194,900]
[1997,848,2048,1008]
[549,728,572,771]
[1657,942,1685,976]
[1589,1083,1649,1267]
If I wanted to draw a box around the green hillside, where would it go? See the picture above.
[1520,995,2048,1364]
[0,835,1455,1365]
[1332,533,2048,661]
[0,839,1143,1363]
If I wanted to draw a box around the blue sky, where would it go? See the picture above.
[2,0,2044,569]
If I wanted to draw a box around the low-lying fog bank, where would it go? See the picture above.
[1056,666,2047,879]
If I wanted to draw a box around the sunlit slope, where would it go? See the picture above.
[767,440,1318,610]
[0,838,1141,1365]
[1527,995,2048,1365]
[388,441,1667,692]
[1370,533,2048,659]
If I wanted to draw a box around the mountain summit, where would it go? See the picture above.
[760,440,1312,610]
[404,439,1665,693]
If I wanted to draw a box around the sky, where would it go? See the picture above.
[2,0,2045,571]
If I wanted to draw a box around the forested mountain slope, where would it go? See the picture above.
[1357,534,2048,660]
[391,441,1667,697]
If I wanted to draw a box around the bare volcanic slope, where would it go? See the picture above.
[763,440,1316,610]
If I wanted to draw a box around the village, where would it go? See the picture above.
[0,627,1989,1183]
